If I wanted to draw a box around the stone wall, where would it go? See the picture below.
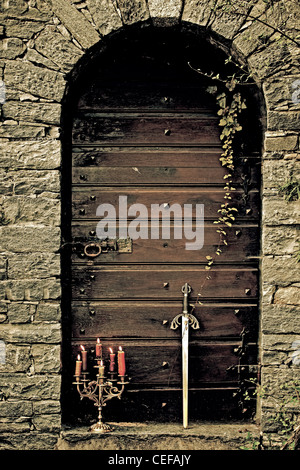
[0,0,299,450]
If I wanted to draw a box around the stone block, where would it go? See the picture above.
[263,75,300,111]
[0,169,14,195]
[26,48,60,71]
[0,323,61,344]
[33,400,61,415]
[0,400,32,418]
[248,39,298,81]
[181,0,213,26]
[0,301,8,314]
[262,159,300,189]
[35,302,61,322]
[0,420,32,434]
[1,169,60,195]
[1,278,61,301]
[0,374,61,400]
[0,196,61,226]
[262,225,299,255]
[2,101,61,125]
[0,432,60,450]
[116,0,150,25]
[232,20,274,58]
[86,0,123,36]
[0,140,61,170]
[262,256,300,286]
[147,0,182,25]
[4,61,66,102]
[31,413,61,432]
[0,226,60,253]
[267,110,300,131]
[261,304,300,334]
[261,282,277,305]
[274,286,300,306]
[34,25,83,73]
[0,122,46,139]
[51,0,100,49]
[1,0,28,17]
[0,344,31,372]
[7,253,61,279]
[6,302,36,323]
[264,133,298,152]
[31,344,61,373]
[262,196,300,225]
[207,0,250,40]
[0,38,25,59]
[262,333,298,353]
[4,18,44,39]
[0,255,7,281]
[261,366,300,400]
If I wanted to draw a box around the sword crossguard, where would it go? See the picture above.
[170,313,200,331]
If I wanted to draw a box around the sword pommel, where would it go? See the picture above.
[182,283,191,314]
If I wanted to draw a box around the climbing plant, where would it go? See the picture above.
[188,61,249,278]
[241,378,300,450]
[278,178,300,202]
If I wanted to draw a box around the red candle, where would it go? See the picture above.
[80,345,87,371]
[109,348,115,372]
[75,354,82,376]
[96,338,102,358]
[118,346,126,376]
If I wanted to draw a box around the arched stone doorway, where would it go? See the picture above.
[61,26,263,426]
[2,0,299,450]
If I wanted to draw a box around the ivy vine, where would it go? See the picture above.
[204,90,247,273]
[278,178,300,202]
[186,64,249,308]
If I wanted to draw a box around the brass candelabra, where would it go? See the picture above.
[73,358,128,433]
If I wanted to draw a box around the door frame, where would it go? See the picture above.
[60,25,265,425]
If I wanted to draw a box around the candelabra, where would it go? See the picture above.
[73,358,128,433]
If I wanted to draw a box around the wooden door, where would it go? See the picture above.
[67,44,260,424]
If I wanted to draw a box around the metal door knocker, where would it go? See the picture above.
[83,242,102,258]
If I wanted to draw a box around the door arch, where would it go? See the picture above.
[63,28,262,425]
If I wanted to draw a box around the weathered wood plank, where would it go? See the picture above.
[71,266,258,300]
[70,224,259,264]
[72,148,224,167]
[71,301,258,339]
[71,188,260,220]
[72,165,259,186]
[72,115,221,145]
[72,148,260,167]
[77,83,216,111]
[71,340,257,385]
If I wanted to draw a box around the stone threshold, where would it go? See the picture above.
[56,421,260,450]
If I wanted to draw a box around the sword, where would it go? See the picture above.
[170,283,200,428]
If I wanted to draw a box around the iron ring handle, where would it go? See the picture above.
[83,242,102,258]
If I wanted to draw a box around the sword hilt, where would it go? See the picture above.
[182,283,191,314]
[170,283,200,330]
[170,313,200,330]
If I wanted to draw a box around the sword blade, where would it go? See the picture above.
[182,314,189,428]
